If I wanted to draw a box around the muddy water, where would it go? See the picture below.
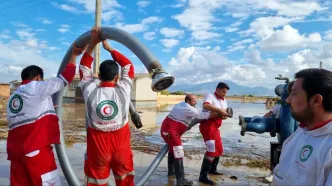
[137,99,277,158]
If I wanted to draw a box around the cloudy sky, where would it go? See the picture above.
[0,0,331,88]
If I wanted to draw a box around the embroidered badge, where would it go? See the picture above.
[300,145,313,162]
[9,94,23,113]
[96,100,118,120]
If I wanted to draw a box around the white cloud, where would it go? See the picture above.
[36,17,52,24]
[321,42,332,58]
[26,39,38,47]
[35,29,46,32]
[40,41,48,49]
[171,1,306,41]
[219,0,325,18]
[225,27,238,33]
[141,16,163,24]
[62,42,71,46]
[173,0,223,40]
[0,34,11,40]
[115,16,162,34]
[58,25,71,33]
[168,44,332,88]
[58,28,70,33]
[16,30,35,39]
[143,32,156,40]
[102,9,123,22]
[191,30,221,40]
[228,45,245,52]
[53,0,123,22]
[12,22,29,28]
[48,47,59,51]
[240,16,303,38]
[262,1,324,17]
[0,40,62,83]
[68,0,121,13]
[137,1,151,8]
[160,39,180,48]
[224,21,243,33]
[51,2,81,13]
[42,20,52,24]
[273,47,332,74]
[115,23,145,34]
[324,30,332,41]
[160,27,184,38]
[228,39,253,52]
[259,25,322,52]
[13,28,57,50]
[39,41,59,51]
[171,0,187,8]
[168,46,264,85]
[7,66,23,74]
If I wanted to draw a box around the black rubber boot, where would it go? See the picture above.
[199,158,215,185]
[209,157,223,175]
[174,159,193,186]
[168,152,175,176]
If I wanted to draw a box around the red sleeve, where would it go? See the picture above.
[61,63,76,84]
[203,102,211,105]
[111,50,134,78]
[79,52,94,80]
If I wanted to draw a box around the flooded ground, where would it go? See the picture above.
[0,98,275,185]
[141,99,277,158]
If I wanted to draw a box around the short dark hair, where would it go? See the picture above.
[216,82,230,90]
[185,95,191,103]
[99,60,119,81]
[295,68,332,112]
[21,65,43,80]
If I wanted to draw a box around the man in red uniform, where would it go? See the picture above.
[6,43,85,185]
[80,27,135,186]
[199,82,232,185]
[161,94,227,186]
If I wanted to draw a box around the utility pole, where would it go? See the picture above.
[320,61,323,69]
[93,0,101,74]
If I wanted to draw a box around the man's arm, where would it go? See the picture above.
[203,103,230,117]
[79,27,102,100]
[202,93,230,117]
[186,112,221,131]
[186,107,222,131]
[103,40,134,78]
[187,118,202,131]
[38,43,86,98]
[264,111,273,118]
[79,27,101,82]
[187,107,222,120]
[102,40,134,95]
[264,104,280,118]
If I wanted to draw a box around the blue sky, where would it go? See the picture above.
[0,0,331,88]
